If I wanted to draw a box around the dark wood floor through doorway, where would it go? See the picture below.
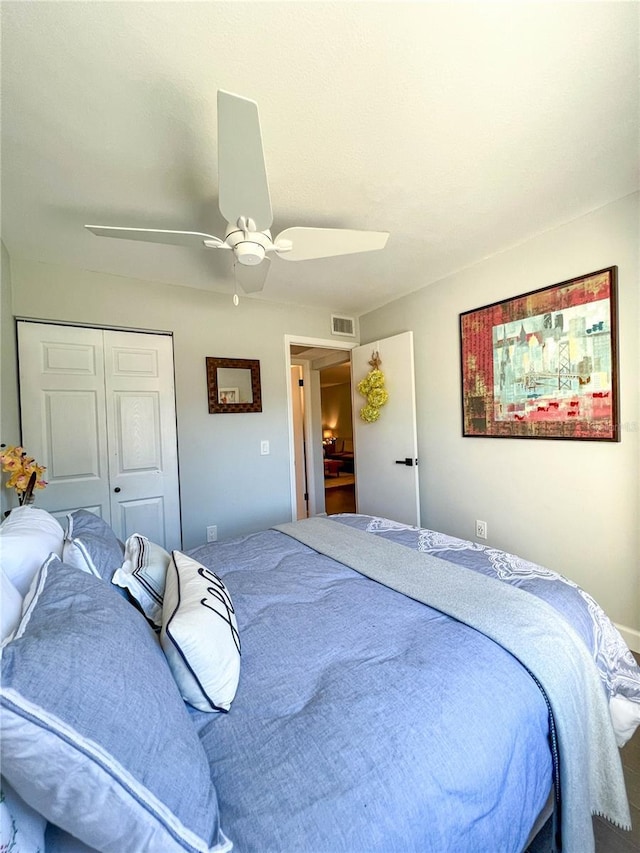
[325,482,356,514]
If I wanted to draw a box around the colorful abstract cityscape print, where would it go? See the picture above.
[460,268,618,440]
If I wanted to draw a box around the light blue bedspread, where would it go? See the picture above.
[333,514,640,710]
[189,523,554,852]
[274,515,631,853]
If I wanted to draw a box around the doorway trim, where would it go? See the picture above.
[284,335,357,521]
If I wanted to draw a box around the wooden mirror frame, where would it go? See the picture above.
[206,357,262,413]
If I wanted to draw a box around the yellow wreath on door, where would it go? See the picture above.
[357,353,389,423]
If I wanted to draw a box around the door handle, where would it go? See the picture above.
[114,487,121,493]
[395,458,416,467]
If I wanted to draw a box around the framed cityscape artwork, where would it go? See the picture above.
[459,267,619,441]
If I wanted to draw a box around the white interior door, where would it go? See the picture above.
[352,331,420,526]
[17,322,110,521]
[18,321,181,549]
[104,330,181,548]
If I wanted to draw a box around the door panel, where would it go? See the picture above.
[18,322,181,549]
[18,323,111,519]
[104,331,181,549]
[352,331,420,526]
[116,496,167,547]
[115,393,161,472]
[45,391,102,479]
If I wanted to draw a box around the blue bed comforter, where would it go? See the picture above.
[333,513,640,712]
[189,519,555,853]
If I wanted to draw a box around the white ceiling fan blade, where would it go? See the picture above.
[236,258,270,294]
[217,90,273,232]
[85,225,225,249]
[274,227,389,262]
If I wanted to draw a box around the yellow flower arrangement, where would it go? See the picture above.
[360,404,381,423]
[0,445,47,506]
[357,353,389,423]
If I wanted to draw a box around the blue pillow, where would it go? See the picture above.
[0,555,232,853]
[62,510,125,583]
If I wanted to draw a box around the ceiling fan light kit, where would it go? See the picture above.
[85,89,388,294]
[220,219,272,267]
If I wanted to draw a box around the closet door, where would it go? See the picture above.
[17,322,110,521]
[104,330,181,549]
[18,322,182,550]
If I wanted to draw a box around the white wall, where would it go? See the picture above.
[360,194,640,638]
[7,257,347,548]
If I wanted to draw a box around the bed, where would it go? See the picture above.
[1,507,638,853]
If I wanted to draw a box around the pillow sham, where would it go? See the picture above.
[0,554,232,853]
[0,506,64,596]
[62,510,124,584]
[161,551,241,713]
[111,533,171,627]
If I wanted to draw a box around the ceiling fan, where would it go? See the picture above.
[86,90,389,295]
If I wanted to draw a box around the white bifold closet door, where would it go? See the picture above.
[17,321,181,550]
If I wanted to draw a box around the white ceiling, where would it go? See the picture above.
[1,2,638,315]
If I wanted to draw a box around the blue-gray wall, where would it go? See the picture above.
[5,256,346,547]
[359,193,639,640]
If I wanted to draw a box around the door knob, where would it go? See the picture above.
[114,487,121,493]
[395,458,416,467]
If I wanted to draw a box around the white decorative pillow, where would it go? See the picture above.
[111,534,171,628]
[161,551,241,713]
[0,506,64,596]
[0,571,23,642]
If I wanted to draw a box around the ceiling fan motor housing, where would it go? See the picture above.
[225,224,273,266]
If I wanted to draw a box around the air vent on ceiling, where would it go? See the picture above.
[331,314,356,337]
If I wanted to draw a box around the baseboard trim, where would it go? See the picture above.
[616,623,640,654]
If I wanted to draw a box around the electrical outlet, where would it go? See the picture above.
[475,520,488,540]
[206,525,217,543]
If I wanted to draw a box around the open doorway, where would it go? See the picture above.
[319,361,356,515]
[286,337,356,520]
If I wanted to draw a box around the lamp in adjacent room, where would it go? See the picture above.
[322,429,335,446]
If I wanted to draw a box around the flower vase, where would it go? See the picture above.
[18,471,38,507]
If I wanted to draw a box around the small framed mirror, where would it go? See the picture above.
[206,357,262,413]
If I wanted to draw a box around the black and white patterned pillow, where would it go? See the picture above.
[161,551,241,713]
[111,534,171,627]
